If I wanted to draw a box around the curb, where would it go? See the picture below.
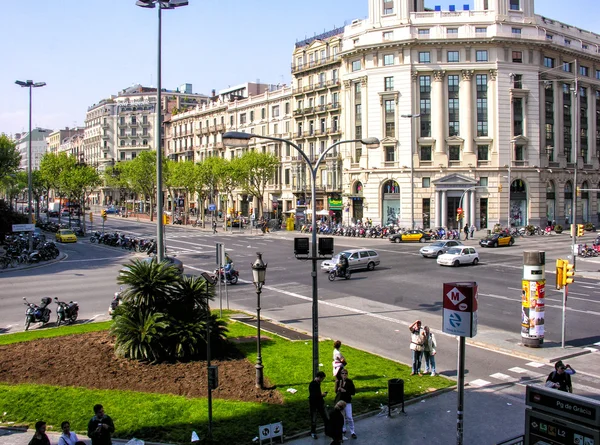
[466,338,592,363]
[0,252,67,274]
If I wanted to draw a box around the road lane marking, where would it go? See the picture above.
[63,256,130,263]
[469,379,491,387]
[525,362,546,368]
[508,367,529,373]
[490,373,512,381]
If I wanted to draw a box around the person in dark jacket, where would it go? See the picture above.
[309,371,328,439]
[87,404,115,445]
[335,369,357,439]
[546,360,574,393]
[28,421,50,445]
[326,400,347,445]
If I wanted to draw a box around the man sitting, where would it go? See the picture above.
[337,255,349,277]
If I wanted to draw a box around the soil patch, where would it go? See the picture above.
[0,331,283,404]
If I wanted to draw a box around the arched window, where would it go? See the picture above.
[509,179,527,227]
[142,139,148,146]
[382,180,400,225]
[564,181,573,225]
[120,140,125,147]
[354,181,363,195]
[131,140,137,146]
[546,181,556,225]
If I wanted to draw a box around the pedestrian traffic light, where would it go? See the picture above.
[101,210,107,220]
[498,184,503,193]
[562,260,575,286]
[555,259,565,290]
[577,224,584,237]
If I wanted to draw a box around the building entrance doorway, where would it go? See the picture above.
[446,197,461,229]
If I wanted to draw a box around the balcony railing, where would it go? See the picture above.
[209,125,216,133]
[216,124,225,132]
[291,54,341,73]
[140,121,150,127]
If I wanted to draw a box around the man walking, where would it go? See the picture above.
[309,371,328,439]
[87,404,115,445]
[463,223,469,240]
[212,220,217,234]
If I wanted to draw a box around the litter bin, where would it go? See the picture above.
[387,378,405,415]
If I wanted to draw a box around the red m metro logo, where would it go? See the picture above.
[446,287,466,306]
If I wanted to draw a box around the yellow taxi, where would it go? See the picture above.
[56,229,77,243]
[389,229,432,243]
[479,232,514,248]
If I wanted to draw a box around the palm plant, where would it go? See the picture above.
[111,305,167,361]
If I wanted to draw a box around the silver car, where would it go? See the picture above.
[420,240,463,258]
[320,249,380,272]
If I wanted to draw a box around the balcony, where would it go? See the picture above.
[215,142,224,150]
[314,82,327,92]
[140,120,151,127]
[294,108,304,116]
[130,121,139,127]
[209,125,216,133]
[327,79,340,88]
[325,184,340,192]
[201,127,210,135]
[216,124,225,132]
[329,126,341,135]
[290,54,341,73]
[315,104,327,114]
[102,134,110,140]
[101,122,110,129]
[329,103,341,111]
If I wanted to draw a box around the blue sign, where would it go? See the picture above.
[208,204,216,211]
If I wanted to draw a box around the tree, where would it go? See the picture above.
[237,151,279,217]
[164,160,198,224]
[119,151,159,221]
[211,157,242,226]
[0,134,21,181]
[104,164,132,210]
[62,164,100,232]
[39,152,72,222]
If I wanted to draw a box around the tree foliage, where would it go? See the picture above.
[237,151,279,216]
[118,151,159,220]
[0,134,21,181]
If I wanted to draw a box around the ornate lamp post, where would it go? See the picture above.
[251,252,267,389]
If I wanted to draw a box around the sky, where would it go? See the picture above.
[2,0,599,136]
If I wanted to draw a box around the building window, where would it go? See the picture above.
[512,74,523,89]
[285,102,290,114]
[420,145,432,161]
[230,116,234,126]
[352,60,361,71]
[383,31,393,41]
[509,0,520,10]
[512,51,522,63]
[422,177,430,188]
[419,75,431,138]
[142,139,147,146]
[383,0,393,14]
[564,39,571,46]
[272,105,280,117]
[384,99,395,138]
[120,128,125,137]
[546,34,553,40]
[384,76,394,91]
[476,74,488,137]
[132,140,137,146]
[142,115,148,124]
[563,62,572,72]
[513,97,524,137]
[479,177,488,187]
[385,146,395,162]
[544,57,555,68]
[446,28,458,35]
[447,51,459,62]
[475,27,487,35]
[418,29,430,35]
[515,145,525,161]
[240,113,247,124]
[120,140,125,147]
[383,54,394,66]
[419,51,431,63]
[131,116,137,124]
[476,50,488,62]
[261,108,266,119]
[511,28,522,35]
[131,128,136,136]
[596,70,600,80]
[449,145,460,161]
[477,145,489,161]
[250,111,254,122]
[120,151,125,160]
[448,75,459,136]
[120,116,125,125]
[580,66,589,77]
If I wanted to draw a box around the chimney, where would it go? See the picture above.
[212,89,216,97]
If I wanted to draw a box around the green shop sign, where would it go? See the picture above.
[328,198,343,210]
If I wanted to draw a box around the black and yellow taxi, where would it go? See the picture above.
[479,232,515,248]
[389,229,431,243]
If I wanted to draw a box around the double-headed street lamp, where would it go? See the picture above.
[15,79,46,251]
[223,131,379,378]
[251,252,268,389]
[136,0,188,262]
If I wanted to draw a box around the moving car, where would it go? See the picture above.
[56,229,77,243]
[479,232,514,248]
[104,207,119,214]
[320,248,380,272]
[437,246,479,267]
[420,240,463,258]
[389,229,431,243]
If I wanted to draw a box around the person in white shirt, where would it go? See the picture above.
[58,421,84,445]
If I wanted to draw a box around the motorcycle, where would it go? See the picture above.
[55,297,79,326]
[213,267,239,284]
[23,297,52,331]
[328,266,351,281]
[109,287,123,315]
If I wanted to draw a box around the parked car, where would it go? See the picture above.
[420,240,463,258]
[60,209,71,218]
[320,248,380,272]
[479,233,515,248]
[56,229,77,243]
[105,207,119,214]
[437,246,479,267]
[389,229,431,243]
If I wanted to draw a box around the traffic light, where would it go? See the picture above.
[456,207,464,221]
[498,184,503,193]
[563,260,575,286]
[32,215,36,225]
[163,214,170,225]
[555,259,565,290]
[576,186,581,198]
[89,211,93,222]
[577,224,584,237]
[101,210,107,220]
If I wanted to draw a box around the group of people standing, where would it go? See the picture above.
[409,320,437,376]
[309,340,357,444]
[28,404,114,445]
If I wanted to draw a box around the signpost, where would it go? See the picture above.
[442,281,478,445]
[12,224,35,232]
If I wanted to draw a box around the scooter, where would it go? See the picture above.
[328,266,351,281]
[55,297,79,326]
[109,287,123,315]
[23,297,52,331]
[213,267,239,284]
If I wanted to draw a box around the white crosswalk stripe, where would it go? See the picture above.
[469,379,492,387]
[525,361,546,368]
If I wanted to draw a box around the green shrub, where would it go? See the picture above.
[554,224,563,233]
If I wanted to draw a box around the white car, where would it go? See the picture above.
[436,246,479,267]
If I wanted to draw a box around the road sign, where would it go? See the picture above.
[12,224,35,232]
[442,282,478,337]
[208,204,217,212]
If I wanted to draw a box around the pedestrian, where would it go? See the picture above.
[463,223,469,240]
[28,421,50,445]
[409,319,424,376]
[326,400,347,445]
[332,340,347,380]
[87,404,115,445]
[212,220,217,234]
[422,326,437,376]
[335,369,357,439]
[545,360,574,393]
[309,371,329,439]
[58,421,86,445]
[469,223,476,239]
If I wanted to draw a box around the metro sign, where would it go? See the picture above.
[446,287,466,306]
[442,282,478,338]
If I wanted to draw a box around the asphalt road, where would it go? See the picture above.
[1,217,599,400]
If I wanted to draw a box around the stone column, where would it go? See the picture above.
[460,70,475,154]
[434,190,440,227]
[441,190,447,228]
[433,71,446,153]
[470,190,476,228]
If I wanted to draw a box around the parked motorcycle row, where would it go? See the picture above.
[23,297,79,331]
[0,235,59,269]
[37,221,85,236]
[90,231,156,253]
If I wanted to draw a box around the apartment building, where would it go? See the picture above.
[15,128,53,171]
[337,0,600,229]
[47,127,84,156]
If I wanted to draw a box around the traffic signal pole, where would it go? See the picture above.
[562,285,568,349]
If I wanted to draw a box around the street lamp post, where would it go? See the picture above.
[401,114,420,230]
[223,131,380,378]
[136,0,188,262]
[251,252,268,389]
[15,79,46,252]
[200,272,217,440]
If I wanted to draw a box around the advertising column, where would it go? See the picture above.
[521,251,546,348]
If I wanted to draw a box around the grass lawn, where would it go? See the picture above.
[0,314,453,444]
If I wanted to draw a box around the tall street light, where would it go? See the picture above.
[223,131,380,378]
[15,79,46,252]
[401,114,420,229]
[251,252,268,389]
[136,0,188,262]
